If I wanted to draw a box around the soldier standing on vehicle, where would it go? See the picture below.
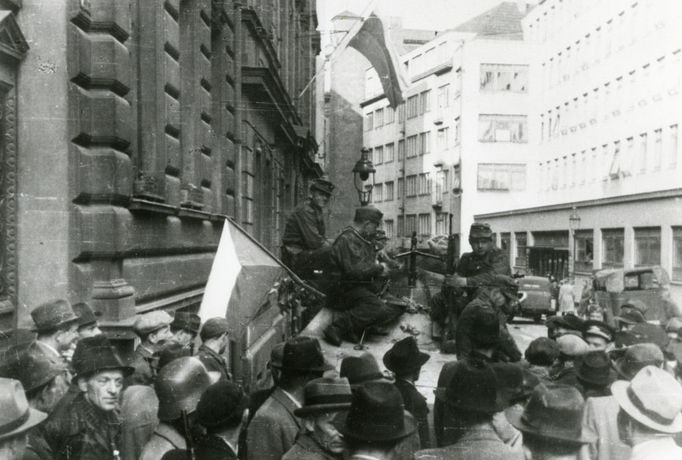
[322,206,403,347]
[281,179,335,277]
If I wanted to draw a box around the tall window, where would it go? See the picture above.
[673,227,682,282]
[602,229,624,268]
[385,143,395,163]
[575,230,594,273]
[437,84,450,108]
[406,175,417,197]
[406,135,418,157]
[419,131,431,154]
[478,114,528,143]
[374,108,383,128]
[397,215,404,237]
[373,183,383,202]
[419,90,431,114]
[437,127,449,151]
[418,173,430,195]
[668,124,678,168]
[374,146,383,164]
[501,233,511,258]
[365,112,373,131]
[405,214,416,235]
[634,227,661,266]
[407,95,419,118]
[418,214,431,236]
[385,181,394,201]
[398,140,405,160]
[397,178,404,198]
[398,103,405,123]
[638,132,648,173]
[435,213,446,235]
[480,63,529,92]
[454,117,461,145]
[385,106,394,124]
[384,219,394,238]
[653,128,662,170]
[477,164,526,191]
[515,232,527,267]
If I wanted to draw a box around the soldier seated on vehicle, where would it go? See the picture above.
[281,178,335,278]
[323,206,404,347]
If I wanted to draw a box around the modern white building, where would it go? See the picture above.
[362,2,535,249]
[477,0,682,302]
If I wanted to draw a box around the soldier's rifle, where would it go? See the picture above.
[181,409,196,460]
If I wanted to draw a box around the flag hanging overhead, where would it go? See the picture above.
[346,13,409,108]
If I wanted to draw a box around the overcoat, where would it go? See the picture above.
[245,387,302,460]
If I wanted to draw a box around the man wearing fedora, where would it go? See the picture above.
[140,356,219,460]
[246,336,332,460]
[282,178,335,277]
[0,378,47,460]
[613,365,682,459]
[338,380,416,460]
[340,352,392,387]
[194,380,249,460]
[30,299,80,369]
[580,343,665,460]
[417,360,522,460]
[72,302,103,339]
[323,206,403,347]
[283,377,352,460]
[170,311,201,351]
[575,350,614,398]
[43,335,134,460]
[508,383,596,460]
[383,336,431,448]
[127,310,174,386]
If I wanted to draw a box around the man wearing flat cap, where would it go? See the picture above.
[30,299,80,369]
[170,311,201,350]
[283,377,352,460]
[323,206,403,346]
[196,317,231,381]
[282,178,335,277]
[127,310,174,386]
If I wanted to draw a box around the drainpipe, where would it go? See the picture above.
[234,2,243,224]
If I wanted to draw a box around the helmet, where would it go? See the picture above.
[155,357,219,421]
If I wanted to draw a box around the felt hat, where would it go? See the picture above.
[508,383,596,444]
[469,308,500,347]
[492,363,540,406]
[0,378,47,441]
[171,312,201,336]
[615,309,646,326]
[294,377,352,417]
[576,350,612,386]
[469,222,493,239]
[340,352,392,386]
[612,343,664,381]
[72,302,101,328]
[30,299,79,333]
[196,380,249,429]
[133,310,173,337]
[354,206,383,225]
[611,366,682,433]
[310,178,335,196]
[583,320,615,342]
[525,337,560,366]
[3,345,66,393]
[382,337,430,376]
[72,335,133,379]
[156,357,220,421]
[338,381,416,442]
[435,360,503,415]
[281,336,333,373]
[556,334,590,358]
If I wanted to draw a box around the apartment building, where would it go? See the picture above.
[362,2,534,248]
[478,0,682,302]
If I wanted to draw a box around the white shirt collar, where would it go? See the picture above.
[281,389,302,408]
[38,341,61,358]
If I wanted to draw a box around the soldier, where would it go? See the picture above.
[281,178,335,277]
[126,310,174,386]
[323,206,403,347]
[30,299,80,368]
[170,312,201,350]
[0,378,47,460]
[196,317,231,381]
[140,357,219,460]
[283,377,352,460]
[72,302,103,339]
[43,335,134,460]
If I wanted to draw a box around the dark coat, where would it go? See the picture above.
[455,299,522,362]
[125,345,156,386]
[139,423,186,460]
[282,199,327,251]
[415,424,523,460]
[195,435,239,460]
[245,387,302,460]
[196,344,231,381]
[24,426,52,460]
[282,433,341,460]
[394,379,430,449]
[43,393,122,460]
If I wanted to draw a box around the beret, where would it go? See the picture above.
[469,222,493,239]
[133,311,173,336]
[354,206,383,225]
[200,318,229,341]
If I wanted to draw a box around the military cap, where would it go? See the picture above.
[171,311,201,335]
[0,378,47,441]
[310,178,335,196]
[200,317,229,341]
[72,302,101,328]
[469,222,493,239]
[354,206,383,225]
[30,299,79,333]
[583,320,615,342]
[133,310,173,337]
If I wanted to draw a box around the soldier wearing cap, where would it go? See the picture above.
[283,377,352,460]
[196,317,231,381]
[44,335,134,460]
[170,311,201,350]
[127,310,174,386]
[246,336,332,460]
[30,299,80,369]
[281,178,335,277]
[323,206,403,346]
[0,378,47,460]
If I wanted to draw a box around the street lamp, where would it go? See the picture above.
[352,147,376,206]
[568,207,581,278]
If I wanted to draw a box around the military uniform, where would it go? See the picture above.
[325,226,402,343]
[282,199,331,276]
[44,392,123,460]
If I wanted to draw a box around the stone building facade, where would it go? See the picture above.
[2,0,321,337]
